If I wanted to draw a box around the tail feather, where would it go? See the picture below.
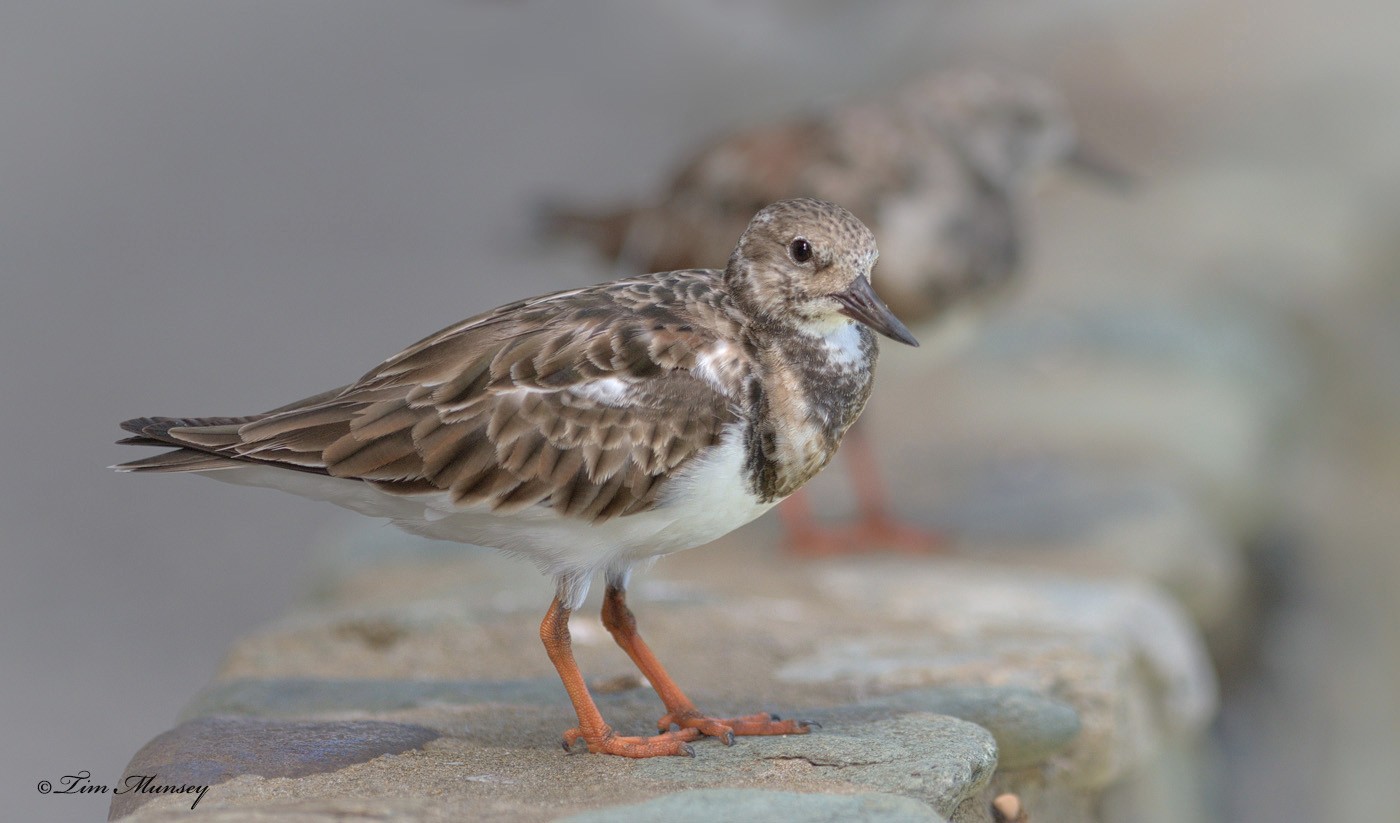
[112,449,245,473]
[115,385,354,475]
[534,199,636,260]
[115,435,170,447]
[118,373,359,477]
[119,415,262,440]
[113,414,264,474]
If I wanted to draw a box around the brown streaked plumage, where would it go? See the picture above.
[543,68,1122,326]
[116,198,917,758]
[120,273,743,522]
[543,68,1126,556]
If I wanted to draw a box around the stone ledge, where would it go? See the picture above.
[114,529,1217,822]
[559,789,951,822]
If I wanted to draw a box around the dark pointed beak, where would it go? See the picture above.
[1064,143,1136,193]
[834,276,919,347]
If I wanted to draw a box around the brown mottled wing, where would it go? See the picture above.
[679,103,918,210]
[670,120,831,216]
[598,122,854,274]
[623,110,914,276]
[118,273,746,523]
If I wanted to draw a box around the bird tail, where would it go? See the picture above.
[533,198,637,261]
[112,415,258,473]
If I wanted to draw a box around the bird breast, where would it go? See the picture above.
[744,323,877,502]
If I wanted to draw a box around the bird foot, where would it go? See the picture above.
[784,517,948,557]
[658,710,817,744]
[562,725,701,758]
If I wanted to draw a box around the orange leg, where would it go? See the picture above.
[843,423,948,551]
[540,596,700,757]
[777,488,852,557]
[600,584,813,744]
[780,423,947,557]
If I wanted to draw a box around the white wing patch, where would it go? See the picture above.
[694,341,744,393]
[570,376,635,406]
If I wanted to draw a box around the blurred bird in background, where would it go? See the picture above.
[543,68,1129,556]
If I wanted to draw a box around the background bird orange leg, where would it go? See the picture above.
[539,597,699,757]
[779,422,947,556]
[601,585,812,743]
[843,422,948,551]
[776,488,850,557]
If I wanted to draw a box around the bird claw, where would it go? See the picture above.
[562,727,585,753]
[659,710,816,740]
[561,725,700,758]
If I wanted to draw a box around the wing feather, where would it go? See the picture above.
[114,273,747,523]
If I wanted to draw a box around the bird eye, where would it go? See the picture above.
[789,238,812,263]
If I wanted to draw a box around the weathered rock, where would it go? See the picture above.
[780,563,1216,789]
[166,673,1002,817]
[864,687,1081,770]
[900,457,1245,632]
[180,677,570,721]
[109,718,440,819]
[178,679,1089,821]
[604,713,999,818]
[559,788,949,823]
[105,521,1220,823]
[121,686,999,822]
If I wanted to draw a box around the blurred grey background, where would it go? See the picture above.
[2,1,1397,821]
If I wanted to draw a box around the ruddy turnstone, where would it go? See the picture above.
[115,198,917,758]
[544,68,1126,556]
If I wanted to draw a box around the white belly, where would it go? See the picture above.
[203,424,773,582]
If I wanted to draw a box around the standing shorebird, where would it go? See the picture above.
[115,199,917,758]
[544,68,1126,556]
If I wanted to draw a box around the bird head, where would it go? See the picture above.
[727,198,918,347]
